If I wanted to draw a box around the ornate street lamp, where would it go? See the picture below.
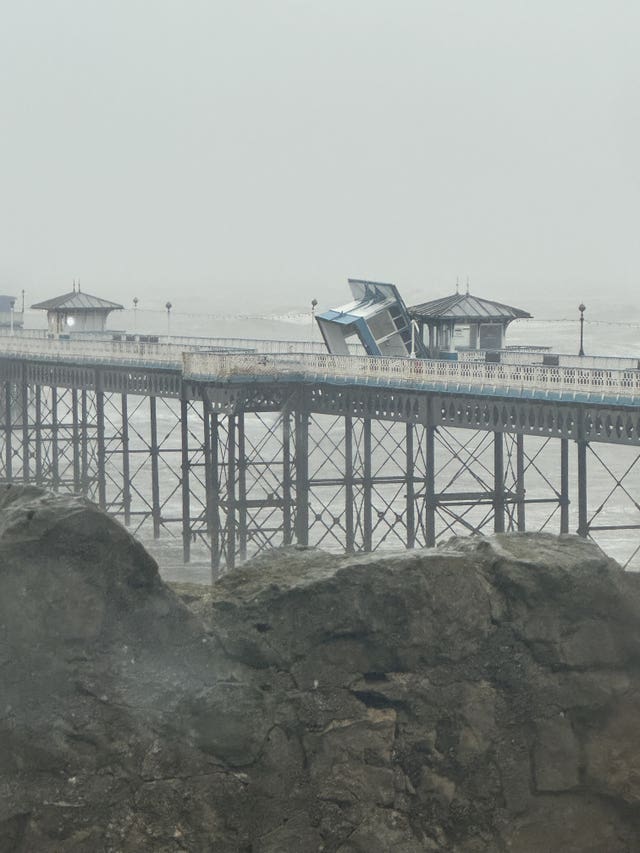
[311,298,318,339]
[578,303,586,356]
[166,301,172,342]
[9,298,15,335]
[133,296,139,331]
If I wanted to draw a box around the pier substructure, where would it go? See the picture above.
[1,357,640,572]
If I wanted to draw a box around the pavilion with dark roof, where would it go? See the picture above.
[32,286,124,337]
[409,290,531,358]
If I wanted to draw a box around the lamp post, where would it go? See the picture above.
[165,301,172,343]
[9,298,15,335]
[133,297,139,331]
[311,298,318,340]
[578,303,586,356]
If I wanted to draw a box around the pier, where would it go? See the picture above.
[1,334,640,575]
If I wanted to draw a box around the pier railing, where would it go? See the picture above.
[1,335,639,402]
[183,351,640,402]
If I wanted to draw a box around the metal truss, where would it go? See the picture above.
[1,359,640,574]
[578,442,640,568]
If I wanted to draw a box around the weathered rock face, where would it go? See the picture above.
[2,485,640,851]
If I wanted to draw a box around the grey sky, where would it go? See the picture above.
[1,1,638,317]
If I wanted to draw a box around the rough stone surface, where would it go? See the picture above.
[2,484,640,851]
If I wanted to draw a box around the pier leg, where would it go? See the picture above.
[51,388,59,491]
[516,432,525,532]
[493,431,505,533]
[209,411,221,577]
[21,369,29,484]
[226,415,237,568]
[406,423,416,548]
[282,410,293,546]
[4,382,12,481]
[150,396,161,538]
[35,386,43,486]
[345,416,355,553]
[560,438,569,534]
[237,412,247,562]
[294,409,309,546]
[181,396,191,563]
[81,391,89,497]
[96,381,106,510]
[577,439,588,537]
[121,394,131,525]
[425,425,436,547]
[72,389,81,492]
[363,418,372,551]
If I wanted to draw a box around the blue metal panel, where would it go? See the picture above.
[354,316,381,356]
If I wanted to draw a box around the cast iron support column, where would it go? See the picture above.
[51,388,59,490]
[226,415,237,569]
[95,372,106,509]
[81,390,89,497]
[237,411,248,561]
[516,432,525,532]
[121,394,131,525]
[149,395,161,538]
[21,365,29,483]
[425,424,436,547]
[4,381,12,481]
[180,395,191,563]
[560,438,569,534]
[493,430,505,533]
[294,408,309,546]
[363,418,372,551]
[344,415,355,553]
[577,438,588,538]
[406,423,416,548]
[282,409,293,546]
[209,410,221,577]
[34,385,43,485]
[72,388,81,492]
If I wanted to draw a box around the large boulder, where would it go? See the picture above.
[2,484,640,851]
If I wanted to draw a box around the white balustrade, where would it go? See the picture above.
[182,351,640,401]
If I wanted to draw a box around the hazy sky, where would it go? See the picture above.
[1,1,638,317]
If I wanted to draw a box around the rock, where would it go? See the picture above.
[3,485,640,850]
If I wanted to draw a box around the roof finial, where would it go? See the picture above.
[456,276,459,294]
[466,276,470,295]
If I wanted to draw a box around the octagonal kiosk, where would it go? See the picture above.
[32,286,124,339]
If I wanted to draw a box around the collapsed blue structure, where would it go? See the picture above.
[316,279,427,358]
